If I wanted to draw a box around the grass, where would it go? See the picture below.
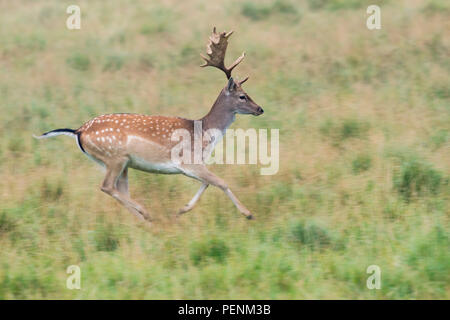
[0,0,449,299]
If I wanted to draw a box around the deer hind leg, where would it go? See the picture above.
[177,183,209,216]
[183,166,253,219]
[101,160,151,222]
[117,167,129,196]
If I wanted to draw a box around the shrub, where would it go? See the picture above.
[308,0,381,11]
[93,224,120,252]
[290,221,332,250]
[14,34,47,51]
[423,0,450,14]
[352,154,372,174]
[31,102,50,119]
[7,136,25,154]
[40,179,64,201]
[190,238,229,265]
[178,43,198,65]
[241,1,298,21]
[407,226,449,283]
[241,2,271,20]
[340,119,367,140]
[307,0,328,10]
[326,0,364,11]
[139,8,174,35]
[0,211,17,235]
[319,118,334,137]
[103,54,126,71]
[393,158,444,201]
[272,0,297,14]
[320,118,369,144]
[429,130,448,150]
[66,53,90,71]
[431,86,450,100]
[138,53,155,70]
[0,269,57,299]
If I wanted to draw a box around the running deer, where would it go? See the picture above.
[34,28,263,223]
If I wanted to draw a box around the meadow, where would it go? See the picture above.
[0,0,448,299]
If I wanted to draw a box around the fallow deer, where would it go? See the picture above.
[34,28,263,223]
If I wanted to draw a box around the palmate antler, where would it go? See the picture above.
[200,27,249,85]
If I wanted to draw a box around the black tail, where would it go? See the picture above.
[33,128,85,153]
[33,128,76,139]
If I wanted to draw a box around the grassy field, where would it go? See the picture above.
[0,0,449,299]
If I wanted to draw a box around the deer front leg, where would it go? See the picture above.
[183,165,253,219]
[177,183,209,216]
[101,160,151,222]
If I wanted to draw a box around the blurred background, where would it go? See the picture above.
[0,0,448,299]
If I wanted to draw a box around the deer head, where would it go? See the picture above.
[201,28,263,117]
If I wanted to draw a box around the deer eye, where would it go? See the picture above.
[239,95,247,100]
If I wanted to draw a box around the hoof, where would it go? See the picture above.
[142,214,153,223]
[177,205,191,216]
[144,218,152,225]
[174,212,183,219]
[246,214,254,220]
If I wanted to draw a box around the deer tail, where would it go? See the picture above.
[33,128,86,153]
[33,128,77,139]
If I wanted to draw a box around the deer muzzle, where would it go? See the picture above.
[254,107,264,116]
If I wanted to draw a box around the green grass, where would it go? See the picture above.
[0,0,448,299]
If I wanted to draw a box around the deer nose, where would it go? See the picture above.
[257,107,264,115]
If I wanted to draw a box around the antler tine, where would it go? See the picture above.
[227,52,245,74]
[224,30,233,38]
[237,76,249,86]
[200,27,245,80]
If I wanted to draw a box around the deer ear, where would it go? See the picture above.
[227,77,236,92]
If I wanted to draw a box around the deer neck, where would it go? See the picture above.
[200,95,235,134]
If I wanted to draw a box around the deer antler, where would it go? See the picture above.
[200,27,245,80]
